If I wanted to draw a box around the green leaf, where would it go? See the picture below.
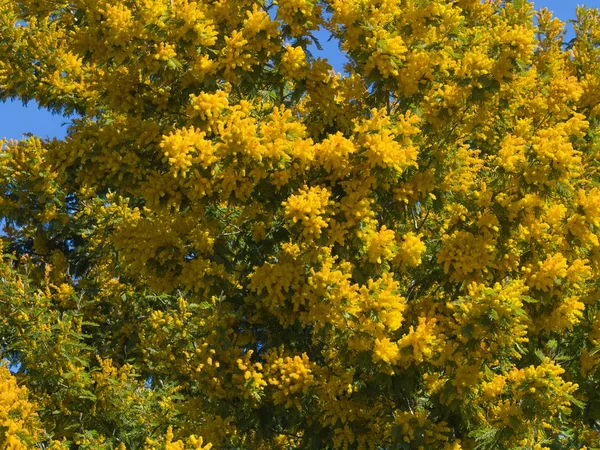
[514,58,528,71]
[534,348,546,362]
[166,58,183,71]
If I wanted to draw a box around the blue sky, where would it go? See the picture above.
[0,0,598,141]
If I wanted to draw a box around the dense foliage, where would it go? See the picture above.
[1,0,600,448]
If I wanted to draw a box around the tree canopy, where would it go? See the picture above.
[1,0,600,448]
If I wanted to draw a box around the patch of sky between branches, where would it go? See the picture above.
[0,98,73,142]
[307,11,349,76]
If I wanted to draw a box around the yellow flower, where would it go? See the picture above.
[282,186,332,239]
[0,365,42,449]
[280,44,308,78]
[366,225,397,264]
[396,232,426,267]
[373,337,400,365]
[160,127,216,177]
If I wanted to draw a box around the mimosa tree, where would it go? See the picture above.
[1,0,600,448]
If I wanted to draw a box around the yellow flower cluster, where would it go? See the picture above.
[397,317,441,368]
[144,427,212,450]
[161,127,217,177]
[264,351,316,410]
[276,0,323,37]
[233,350,267,403]
[524,253,568,292]
[0,365,42,449]
[373,337,400,365]
[437,231,495,281]
[315,132,356,179]
[187,91,229,129]
[280,44,308,78]
[396,232,426,267]
[283,185,332,239]
[366,225,397,264]
[450,281,529,360]
[537,296,585,333]
[359,116,419,173]
[506,360,578,416]
[394,410,453,448]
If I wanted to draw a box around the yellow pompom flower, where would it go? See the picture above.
[282,186,332,239]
